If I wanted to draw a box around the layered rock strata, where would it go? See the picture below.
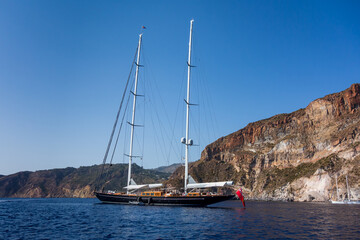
[169,84,360,201]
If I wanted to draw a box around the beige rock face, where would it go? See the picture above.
[170,84,360,201]
[291,169,332,202]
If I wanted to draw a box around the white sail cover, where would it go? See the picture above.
[148,183,163,188]
[187,181,233,189]
[124,183,163,190]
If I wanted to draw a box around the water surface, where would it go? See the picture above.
[0,198,359,239]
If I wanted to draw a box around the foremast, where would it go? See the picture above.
[182,19,194,194]
[127,33,143,193]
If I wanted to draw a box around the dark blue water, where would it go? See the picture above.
[0,198,359,239]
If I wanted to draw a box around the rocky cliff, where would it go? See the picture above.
[0,164,169,198]
[168,84,360,202]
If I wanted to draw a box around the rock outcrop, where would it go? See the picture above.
[169,84,360,202]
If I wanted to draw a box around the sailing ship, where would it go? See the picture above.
[94,20,237,206]
[331,175,360,204]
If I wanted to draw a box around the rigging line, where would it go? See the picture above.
[200,75,213,140]
[122,111,129,164]
[97,47,138,188]
[149,96,173,164]
[108,70,136,168]
[195,70,201,158]
[148,105,168,164]
[193,29,215,149]
[135,77,146,159]
[134,121,144,159]
[142,55,183,158]
[166,66,187,164]
[196,62,216,144]
[150,110,162,168]
[141,61,146,168]
[143,65,182,164]
[186,76,201,160]
[100,76,135,191]
[152,100,169,162]
[191,62,201,154]
[133,87,145,165]
[109,88,133,166]
[137,47,152,167]
[151,86,181,163]
[197,74,208,153]
[155,97,181,163]
[199,77,213,149]
[179,68,187,165]
[147,96,169,167]
[189,111,200,147]
[204,75,219,141]
[199,62,219,140]
[193,34,219,144]
[120,74,136,165]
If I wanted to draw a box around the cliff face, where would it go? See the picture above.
[169,84,360,201]
[0,164,170,198]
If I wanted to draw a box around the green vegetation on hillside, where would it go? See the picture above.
[258,154,342,192]
[0,164,171,198]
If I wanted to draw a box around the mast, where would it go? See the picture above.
[346,175,351,201]
[335,174,340,201]
[183,19,194,194]
[127,33,143,193]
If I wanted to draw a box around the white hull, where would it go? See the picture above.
[331,200,360,204]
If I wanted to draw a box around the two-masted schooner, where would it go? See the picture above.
[94,20,236,206]
[331,175,360,204]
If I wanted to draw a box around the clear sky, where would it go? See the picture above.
[1,0,359,175]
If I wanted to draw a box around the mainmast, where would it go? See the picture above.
[127,33,143,193]
[182,19,194,194]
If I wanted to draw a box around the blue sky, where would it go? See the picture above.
[0,0,359,175]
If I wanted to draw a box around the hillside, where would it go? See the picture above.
[154,163,182,174]
[168,83,360,201]
[0,164,170,198]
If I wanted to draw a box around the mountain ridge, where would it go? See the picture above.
[0,164,170,198]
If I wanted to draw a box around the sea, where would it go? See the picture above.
[0,198,359,239]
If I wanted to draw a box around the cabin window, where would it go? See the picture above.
[151,193,154,196]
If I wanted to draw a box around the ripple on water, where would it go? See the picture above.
[0,199,360,239]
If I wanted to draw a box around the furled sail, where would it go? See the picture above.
[187,181,233,189]
[124,182,163,190]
